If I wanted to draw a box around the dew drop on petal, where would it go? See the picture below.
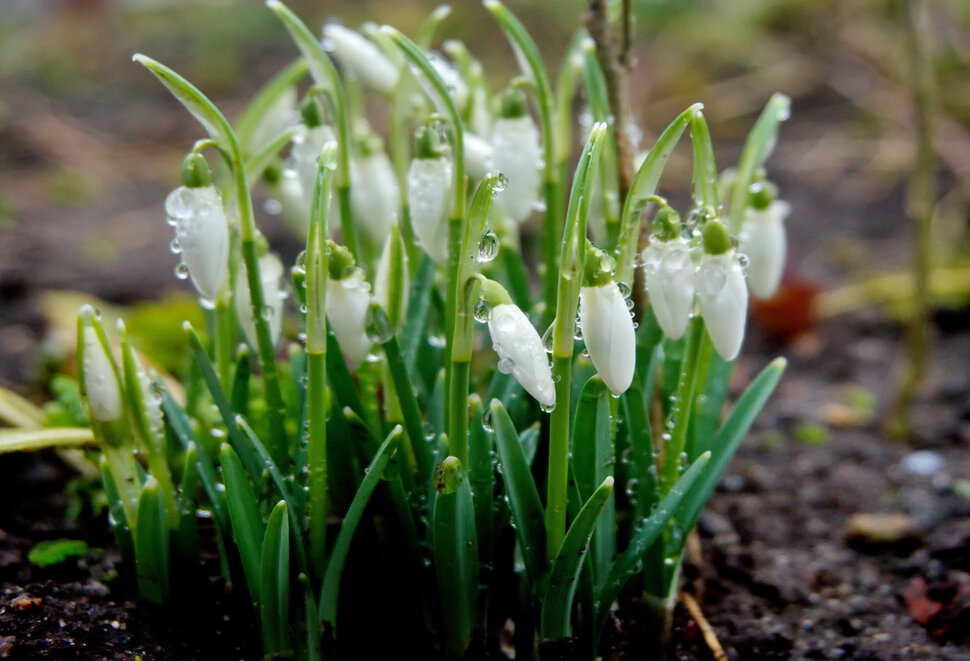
[261,305,275,321]
[295,250,307,274]
[617,281,631,298]
[165,186,195,219]
[476,228,499,263]
[169,238,181,254]
[493,172,509,193]
[174,263,190,280]
[473,299,491,323]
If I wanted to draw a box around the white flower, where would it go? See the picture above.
[165,185,229,304]
[407,155,452,262]
[235,253,285,349]
[277,124,338,229]
[487,304,555,408]
[579,282,636,396]
[696,252,748,360]
[491,115,541,223]
[326,267,373,363]
[463,133,494,181]
[375,227,408,324]
[427,52,468,112]
[642,238,695,341]
[351,150,398,245]
[323,24,399,95]
[80,314,122,422]
[740,200,789,299]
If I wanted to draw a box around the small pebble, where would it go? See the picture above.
[845,513,923,553]
[901,450,945,476]
[10,596,41,611]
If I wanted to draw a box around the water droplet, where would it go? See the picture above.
[493,173,509,193]
[261,305,275,321]
[264,198,283,215]
[541,324,554,354]
[616,281,631,298]
[299,303,308,314]
[295,250,307,274]
[481,409,494,432]
[476,228,499,263]
[540,401,556,413]
[473,299,491,323]
[169,238,181,254]
[736,253,750,270]
[165,186,195,219]
[198,296,216,310]
[428,334,446,349]
[174,263,190,280]
[598,253,616,273]
[365,305,394,344]
[777,106,791,121]
[626,298,634,310]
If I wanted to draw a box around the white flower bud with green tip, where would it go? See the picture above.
[236,253,286,350]
[491,87,541,223]
[78,305,123,423]
[697,220,748,361]
[351,132,398,245]
[323,23,399,96]
[325,241,373,363]
[407,125,452,263]
[641,206,695,341]
[482,280,555,408]
[740,181,788,299]
[165,153,229,305]
[579,245,635,397]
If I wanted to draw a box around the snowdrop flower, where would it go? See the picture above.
[351,133,398,246]
[481,280,555,409]
[78,305,122,423]
[375,223,409,327]
[235,253,286,349]
[579,246,635,396]
[697,220,748,361]
[323,23,399,96]
[740,185,789,299]
[491,87,541,223]
[463,133,494,181]
[326,241,373,363]
[277,99,338,227]
[641,207,695,341]
[407,125,452,263]
[164,153,229,305]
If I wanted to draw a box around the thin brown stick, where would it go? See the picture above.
[681,592,728,661]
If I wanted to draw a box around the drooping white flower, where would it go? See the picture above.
[642,237,696,341]
[427,52,469,112]
[491,88,541,223]
[696,251,748,361]
[740,199,789,299]
[351,143,398,246]
[408,128,452,263]
[323,23,399,96]
[277,123,338,229]
[235,253,286,349]
[463,133,494,181]
[79,308,122,422]
[580,281,636,396]
[487,303,555,408]
[327,265,373,364]
[165,184,229,304]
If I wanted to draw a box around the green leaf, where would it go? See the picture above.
[401,256,436,374]
[540,476,614,639]
[382,332,433,482]
[490,399,545,589]
[468,396,495,559]
[100,459,134,562]
[260,500,292,658]
[0,428,94,454]
[433,465,478,657]
[235,58,307,154]
[621,370,660,517]
[678,358,786,533]
[244,126,299,185]
[319,426,402,631]
[0,385,45,428]
[690,111,720,211]
[219,443,264,606]
[134,478,171,604]
[27,539,88,567]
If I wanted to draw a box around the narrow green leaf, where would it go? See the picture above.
[690,111,719,211]
[621,373,660,516]
[229,345,251,417]
[244,126,299,185]
[235,58,307,154]
[100,458,134,562]
[540,476,614,639]
[678,358,786,533]
[468,395,495,559]
[0,385,45,429]
[320,427,402,631]
[174,443,201,569]
[0,428,94,454]
[382,332,433,482]
[134,478,171,604]
[219,443,264,606]
[260,500,292,658]
[490,399,545,589]
[326,332,367,424]
[401,255,436,373]
[686,351,733,459]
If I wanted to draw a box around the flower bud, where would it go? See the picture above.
[323,23,399,95]
[375,223,409,327]
[696,251,748,361]
[490,89,541,223]
[326,243,373,363]
[740,199,789,299]
[235,253,286,349]
[78,306,123,423]
[408,128,452,263]
[278,124,338,227]
[165,183,229,304]
[642,238,695,341]
[580,281,636,397]
[487,303,555,408]
[351,136,398,245]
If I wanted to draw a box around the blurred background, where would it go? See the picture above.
[0,0,968,432]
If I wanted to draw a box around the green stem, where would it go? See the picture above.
[306,352,327,571]
[545,354,573,562]
[660,319,706,491]
[214,297,235,389]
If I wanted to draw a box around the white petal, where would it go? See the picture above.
[487,304,555,407]
[642,239,695,340]
[375,232,408,315]
[464,133,494,180]
[82,326,122,422]
[428,52,468,111]
[740,200,788,299]
[235,254,285,349]
[326,269,373,363]
[407,157,452,263]
[697,253,748,360]
[580,283,636,396]
[174,186,229,303]
[491,116,541,223]
[324,24,399,95]
[351,152,398,244]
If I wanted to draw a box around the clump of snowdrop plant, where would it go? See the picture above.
[59,2,792,658]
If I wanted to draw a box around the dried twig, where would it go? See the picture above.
[681,591,728,661]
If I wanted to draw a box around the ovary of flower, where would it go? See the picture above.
[580,282,635,397]
[487,304,555,408]
[642,238,695,341]
[740,200,789,299]
[696,252,748,361]
[351,152,398,245]
[491,115,541,223]
[407,155,452,263]
[165,185,229,304]
[235,253,285,349]
[81,325,122,422]
[326,268,373,363]
[323,24,399,96]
